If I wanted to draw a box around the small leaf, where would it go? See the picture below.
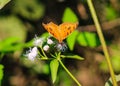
[50,59,59,83]
[41,32,50,39]
[67,30,79,51]
[0,64,4,80]
[105,6,118,21]
[77,32,100,47]
[61,54,84,60]
[24,40,34,48]
[100,56,120,72]
[62,7,78,22]
[0,0,10,9]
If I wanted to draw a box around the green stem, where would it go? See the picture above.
[87,0,117,86]
[58,59,81,86]
[40,47,48,59]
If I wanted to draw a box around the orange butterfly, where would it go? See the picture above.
[42,22,78,43]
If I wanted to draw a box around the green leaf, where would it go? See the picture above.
[62,7,78,22]
[100,56,120,72]
[61,54,84,60]
[0,37,19,46]
[111,56,120,72]
[24,40,34,48]
[77,32,100,48]
[67,30,79,51]
[0,37,24,52]
[105,6,118,21]
[1,43,24,52]
[50,59,59,83]
[41,32,50,39]
[0,0,10,9]
[0,64,4,82]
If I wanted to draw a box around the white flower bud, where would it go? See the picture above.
[56,42,67,52]
[26,47,38,61]
[34,35,44,47]
[43,45,49,51]
[47,38,53,44]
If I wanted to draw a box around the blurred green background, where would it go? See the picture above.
[0,0,120,86]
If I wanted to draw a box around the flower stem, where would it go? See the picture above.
[40,47,48,59]
[87,0,117,86]
[58,59,81,86]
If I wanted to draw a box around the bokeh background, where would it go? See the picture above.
[0,0,120,86]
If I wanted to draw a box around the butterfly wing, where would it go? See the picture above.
[42,22,60,41]
[58,22,78,42]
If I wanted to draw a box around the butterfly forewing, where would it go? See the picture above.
[59,22,78,41]
[42,22,60,41]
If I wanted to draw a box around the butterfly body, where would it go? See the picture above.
[42,22,78,43]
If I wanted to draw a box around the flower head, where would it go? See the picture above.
[47,38,53,44]
[43,45,49,52]
[34,35,44,47]
[26,47,38,61]
[56,42,68,52]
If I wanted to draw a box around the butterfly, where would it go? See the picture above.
[42,22,78,43]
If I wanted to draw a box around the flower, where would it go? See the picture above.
[26,47,38,61]
[34,35,44,47]
[47,38,53,44]
[56,42,68,52]
[43,45,49,51]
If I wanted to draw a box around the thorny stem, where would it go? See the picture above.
[87,0,117,86]
[57,52,81,86]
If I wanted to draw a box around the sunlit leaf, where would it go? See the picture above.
[0,37,19,46]
[0,37,24,52]
[100,56,120,72]
[24,40,33,48]
[41,32,50,39]
[105,6,118,20]
[0,0,10,9]
[77,32,100,47]
[0,64,4,84]
[62,7,78,22]
[67,30,79,51]
[50,59,59,83]
[111,56,120,72]
[61,54,84,60]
